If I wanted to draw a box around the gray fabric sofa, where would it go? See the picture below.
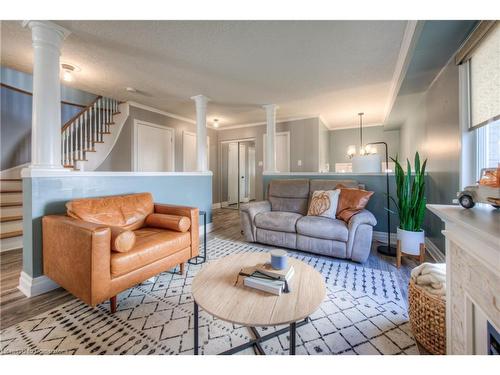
[240,179,377,263]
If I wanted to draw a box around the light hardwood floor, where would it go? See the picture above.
[0,208,433,331]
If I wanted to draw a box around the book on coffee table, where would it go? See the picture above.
[243,276,285,295]
[255,263,294,281]
[240,264,294,295]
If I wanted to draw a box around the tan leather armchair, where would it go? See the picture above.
[42,192,199,313]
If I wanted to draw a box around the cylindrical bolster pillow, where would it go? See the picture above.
[109,226,136,253]
[145,213,191,232]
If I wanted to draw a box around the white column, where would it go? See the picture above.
[23,21,70,170]
[191,94,210,172]
[263,104,278,172]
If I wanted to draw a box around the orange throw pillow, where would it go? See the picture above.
[336,188,374,222]
[146,213,191,232]
[109,226,136,253]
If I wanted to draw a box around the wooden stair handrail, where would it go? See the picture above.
[61,95,103,133]
[1,82,87,108]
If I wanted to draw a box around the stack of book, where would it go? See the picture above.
[240,263,295,295]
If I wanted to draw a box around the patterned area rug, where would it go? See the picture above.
[0,237,418,355]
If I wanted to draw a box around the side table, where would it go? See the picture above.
[188,210,207,265]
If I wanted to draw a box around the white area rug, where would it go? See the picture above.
[0,238,418,355]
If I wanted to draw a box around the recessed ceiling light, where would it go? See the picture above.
[213,119,219,128]
[61,63,80,82]
[126,87,138,93]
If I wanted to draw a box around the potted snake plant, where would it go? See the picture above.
[390,152,427,255]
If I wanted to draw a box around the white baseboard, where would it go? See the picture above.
[372,230,397,245]
[199,222,213,236]
[211,202,221,209]
[425,238,445,263]
[18,271,59,298]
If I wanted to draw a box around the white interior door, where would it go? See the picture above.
[183,131,209,172]
[248,147,256,200]
[228,142,238,205]
[239,144,247,202]
[263,131,290,172]
[135,121,174,172]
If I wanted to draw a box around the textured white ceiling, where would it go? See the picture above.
[0,20,407,128]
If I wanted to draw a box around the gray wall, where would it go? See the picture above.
[1,66,97,170]
[97,106,219,203]
[329,125,400,167]
[399,60,461,252]
[216,117,321,201]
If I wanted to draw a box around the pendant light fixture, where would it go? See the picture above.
[346,112,382,173]
[346,112,377,158]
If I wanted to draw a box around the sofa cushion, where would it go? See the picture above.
[296,215,348,242]
[268,179,309,215]
[66,192,154,230]
[254,211,302,233]
[111,228,190,278]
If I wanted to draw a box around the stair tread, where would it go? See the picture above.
[0,203,22,208]
[0,230,23,239]
[0,215,22,223]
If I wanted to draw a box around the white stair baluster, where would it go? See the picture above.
[83,110,87,153]
[105,97,109,132]
[79,116,83,160]
[97,98,101,142]
[92,102,97,150]
[69,123,73,166]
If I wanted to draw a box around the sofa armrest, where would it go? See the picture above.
[345,210,377,262]
[348,209,377,228]
[240,201,271,242]
[154,204,199,258]
[42,215,112,306]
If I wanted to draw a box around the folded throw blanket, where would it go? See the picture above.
[411,263,446,298]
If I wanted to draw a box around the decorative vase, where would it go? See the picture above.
[397,227,425,255]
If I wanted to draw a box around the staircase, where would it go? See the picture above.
[61,96,125,171]
[0,179,23,252]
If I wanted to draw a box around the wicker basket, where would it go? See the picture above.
[408,279,446,354]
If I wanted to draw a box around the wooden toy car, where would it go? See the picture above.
[457,167,500,209]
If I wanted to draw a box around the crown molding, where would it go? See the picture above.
[382,20,424,125]
[217,115,320,131]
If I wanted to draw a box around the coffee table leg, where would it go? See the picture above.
[194,301,199,355]
[289,322,296,355]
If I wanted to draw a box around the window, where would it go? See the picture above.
[467,23,500,179]
[476,120,500,178]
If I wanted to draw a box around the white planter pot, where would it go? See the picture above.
[397,227,425,255]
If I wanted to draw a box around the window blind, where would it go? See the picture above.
[470,23,500,130]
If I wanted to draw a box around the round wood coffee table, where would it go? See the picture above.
[191,252,326,355]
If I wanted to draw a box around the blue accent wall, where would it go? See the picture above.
[23,174,212,278]
[262,174,398,234]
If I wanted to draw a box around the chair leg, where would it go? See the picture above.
[110,296,117,313]
[396,240,402,269]
[179,263,185,275]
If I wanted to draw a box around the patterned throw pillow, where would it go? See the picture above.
[307,189,340,219]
